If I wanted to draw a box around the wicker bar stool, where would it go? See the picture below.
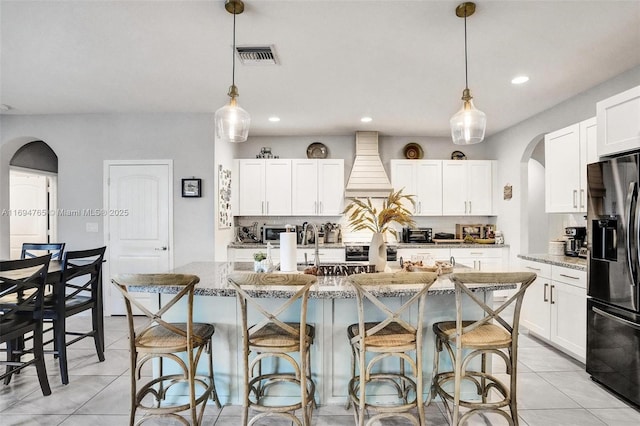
[111,273,221,426]
[345,271,438,426]
[430,272,536,426]
[228,272,318,426]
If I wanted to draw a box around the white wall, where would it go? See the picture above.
[0,113,216,267]
[486,65,640,265]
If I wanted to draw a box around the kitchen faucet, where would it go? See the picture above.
[304,222,321,267]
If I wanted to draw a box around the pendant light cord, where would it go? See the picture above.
[232,3,237,88]
[464,10,469,91]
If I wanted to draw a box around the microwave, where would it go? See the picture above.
[262,225,300,244]
[402,227,433,243]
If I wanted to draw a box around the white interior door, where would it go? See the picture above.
[104,161,173,315]
[9,169,49,259]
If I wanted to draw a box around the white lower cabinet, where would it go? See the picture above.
[520,259,586,362]
[450,247,505,271]
[229,247,345,264]
[397,247,451,263]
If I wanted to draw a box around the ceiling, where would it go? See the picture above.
[1,0,639,138]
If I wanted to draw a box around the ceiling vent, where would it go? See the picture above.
[235,45,279,65]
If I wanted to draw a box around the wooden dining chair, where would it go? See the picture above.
[345,271,438,426]
[430,272,537,426]
[111,273,221,426]
[228,272,318,426]
[0,255,52,396]
[42,246,106,385]
[21,242,66,261]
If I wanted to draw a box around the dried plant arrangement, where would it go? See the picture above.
[342,188,416,241]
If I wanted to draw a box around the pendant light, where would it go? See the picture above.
[215,0,250,143]
[450,2,486,145]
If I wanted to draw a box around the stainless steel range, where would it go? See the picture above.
[345,245,397,262]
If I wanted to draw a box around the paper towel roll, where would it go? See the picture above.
[280,232,297,272]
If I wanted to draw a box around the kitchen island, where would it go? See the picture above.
[141,261,517,406]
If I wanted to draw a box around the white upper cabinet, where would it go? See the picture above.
[292,159,344,216]
[442,160,495,216]
[597,85,640,158]
[582,117,598,165]
[390,160,442,216]
[317,159,345,215]
[545,117,596,213]
[238,159,292,216]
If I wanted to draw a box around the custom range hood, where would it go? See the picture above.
[345,131,393,198]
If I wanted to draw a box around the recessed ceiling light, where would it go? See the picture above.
[360,116,373,123]
[268,116,280,122]
[511,75,529,85]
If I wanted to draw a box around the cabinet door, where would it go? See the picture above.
[264,159,292,216]
[582,117,598,165]
[597,85,640,158]
[442,161,468,215]
[397,248,451,263]
[580,117,597,212]
[239,160,266,215]
[451,247,502,271]
[545,124,581,212]
[466,161,494,215]
[521,275,551,339]
[414,161,442,215]
[318,159,344,215]
[550,281,587,362]
[292,159,319,215]
[391,160,418,214]
[230,248,281,262]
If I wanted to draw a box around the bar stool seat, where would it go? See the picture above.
[249,322,315,349]
[112,273,221,426]
[434,321,512,348]
[136,323,216,351]
[430,272,536,426]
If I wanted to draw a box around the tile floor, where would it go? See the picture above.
[1,316,640,425]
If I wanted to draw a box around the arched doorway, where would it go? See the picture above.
[519,134,565,255]
[9,141,58,259]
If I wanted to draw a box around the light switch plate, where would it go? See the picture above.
[86,222,99,233]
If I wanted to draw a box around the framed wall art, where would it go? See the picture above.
[182,178,201,198]
[218,165,232,229]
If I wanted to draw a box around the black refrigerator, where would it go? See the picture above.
[586,151,640,407]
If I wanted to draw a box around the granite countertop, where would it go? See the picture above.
[517,253,587,271]
[129,261,516,298]
[228,242,508,249]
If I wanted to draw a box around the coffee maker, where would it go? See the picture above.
[565,226,586,257]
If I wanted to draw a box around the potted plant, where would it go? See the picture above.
[253,252,266,272]
[343,189,416,271]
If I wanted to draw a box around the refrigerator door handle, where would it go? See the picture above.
[593,306,640,331]
[625,181,638,290]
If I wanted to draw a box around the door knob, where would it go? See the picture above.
[155,246,168,251]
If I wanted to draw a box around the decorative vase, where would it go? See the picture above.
[369,232,387,272]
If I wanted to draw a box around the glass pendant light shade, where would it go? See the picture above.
[450,2,486,145]
[217,0,250,143]
[215,90,250,143]
[450,95,486,145]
